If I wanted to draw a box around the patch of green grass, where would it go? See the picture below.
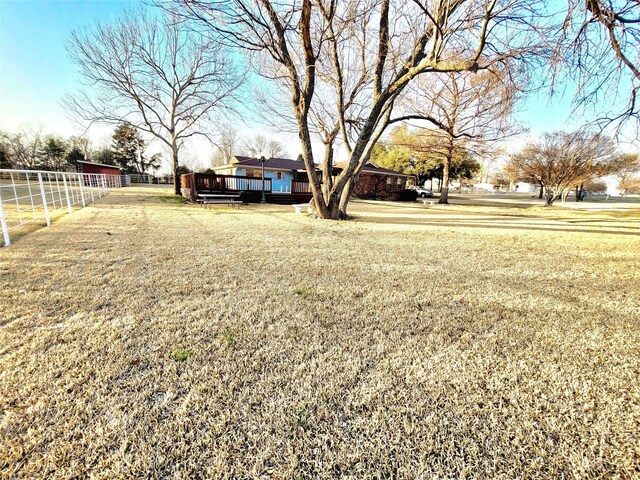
[293,287,314,299]
[157,195,187,205]
[171,348,193,362]
[289,325,303,341]
[222,328,236,350]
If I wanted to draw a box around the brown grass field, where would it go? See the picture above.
[1,186,639,479]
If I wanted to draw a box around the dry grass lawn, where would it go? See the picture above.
[1,186,639,479]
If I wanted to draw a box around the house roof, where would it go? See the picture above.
[77,160,121,170]
[334,162,413,178]
[232,156,317,171]
[215,156,411,178]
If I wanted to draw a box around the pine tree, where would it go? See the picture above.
[112,124,146,173]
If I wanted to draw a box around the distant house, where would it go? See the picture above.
[212,156,310,193]
[514,182,537,193]
[335,162,414,200]
[77,161,121,176]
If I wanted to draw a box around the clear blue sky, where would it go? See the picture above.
[0,0,603,155]
[0,0,136,135]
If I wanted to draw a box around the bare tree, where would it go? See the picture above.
[0,127,44,169]
[610,153,640,195]
[510,131,616,205]
[560,1,640,129]
[241,134,287,158]
[170,0,545,219]
[211,126,241,166]
[393,69,520,203]
[69,135,92,160]
[63,8,244,194]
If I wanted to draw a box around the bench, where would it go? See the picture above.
[197,197,243,208]
[292,203,313,214]
[420,199,436,206]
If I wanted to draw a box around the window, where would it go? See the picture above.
[276,172,284,180]
[386,176,392,191]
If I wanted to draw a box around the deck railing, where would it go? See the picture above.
[181,173,273,200]
[291,179,312,194]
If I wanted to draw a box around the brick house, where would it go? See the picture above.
[336,162,414,200]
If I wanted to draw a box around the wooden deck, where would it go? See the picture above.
[181,173,313,203]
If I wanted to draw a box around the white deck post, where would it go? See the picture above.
[62,173,73,214]
[37,172,51,226]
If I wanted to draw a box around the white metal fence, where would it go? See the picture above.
[0,169,129,247]
[128,173,154,184]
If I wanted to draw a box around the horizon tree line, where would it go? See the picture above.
[0,124,163,175]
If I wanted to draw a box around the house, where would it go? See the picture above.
[209,155,412,201]
[77,160,122,176]
[514,182,538,193]
[212,156,311,193]
[335,162,414,200]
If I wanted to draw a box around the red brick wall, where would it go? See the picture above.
[352,173,402,200]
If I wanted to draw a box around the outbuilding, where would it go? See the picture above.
[77,161,122,176]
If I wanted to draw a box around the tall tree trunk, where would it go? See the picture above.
[172,144,181,196]
[544,189,556,207]
[538,184,544,199]
[338,177,355,219]
[439,143,453,205]
[321,143,333,204]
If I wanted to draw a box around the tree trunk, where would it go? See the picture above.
[545,192,555,206]
[438,144,453,205]
[338,177,355,219]
[172,144,180,196]
[321,143,333,204]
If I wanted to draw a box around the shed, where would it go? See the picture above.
[77,161,121,176]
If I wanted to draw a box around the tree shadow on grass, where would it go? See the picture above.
[354,214,640,236]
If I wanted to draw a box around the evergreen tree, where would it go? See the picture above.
[0,141,11,168]
[93,147,116,166]
[40,136,69,171]
[66,147,85,171]
[112,124,146,173]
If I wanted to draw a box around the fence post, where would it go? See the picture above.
[0,191,10,246]
[37,172,51,226]
[62,173,73,214]
[89,175,95,202]
[78,174,86,207]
